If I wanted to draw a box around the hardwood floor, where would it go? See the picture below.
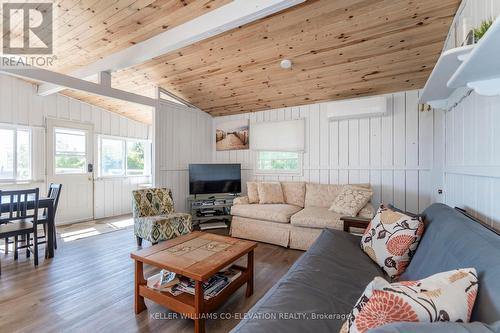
[0,222,303,333]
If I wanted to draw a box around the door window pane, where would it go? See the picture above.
[0,129,14,179]
[16,129,30,180]
[55,129,86,153]
[127,141,145,175]
[101,138,124,176]
[55,128,87,174]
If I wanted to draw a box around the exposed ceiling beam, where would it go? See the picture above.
[98,71,112,87]
[38,0,305,97]
[1,61,157,107]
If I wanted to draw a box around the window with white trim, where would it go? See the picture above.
[99,136,151,177]
[256,151,302,174]
[0,126,31,182]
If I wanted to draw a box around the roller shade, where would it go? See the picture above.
[250,119,305,152]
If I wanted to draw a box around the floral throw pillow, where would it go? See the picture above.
[343,268,479,333]
[361,205,424,279]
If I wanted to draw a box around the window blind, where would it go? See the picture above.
[250,119,305,152]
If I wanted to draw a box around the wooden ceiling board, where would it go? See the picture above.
[51,0,230,73]
[31,0,459,123]
[62,89,154,123]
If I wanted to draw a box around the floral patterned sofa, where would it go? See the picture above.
[230,182,374,250]
[132,188,192,246]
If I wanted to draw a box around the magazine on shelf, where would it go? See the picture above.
[147,270,179,291]
[169,267,242,300]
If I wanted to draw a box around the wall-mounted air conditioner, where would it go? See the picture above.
[327,95,387,121]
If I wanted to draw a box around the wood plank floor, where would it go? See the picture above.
[0,222,303,333]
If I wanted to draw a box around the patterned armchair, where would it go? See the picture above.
[132,188,192,246]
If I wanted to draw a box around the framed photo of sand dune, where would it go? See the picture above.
[216,119,249,151]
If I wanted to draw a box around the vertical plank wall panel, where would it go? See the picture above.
[442,93,500,230]
[0,74,152,221]
[438,0,500,230]
[214,90,433,213]
[154,101,213,213]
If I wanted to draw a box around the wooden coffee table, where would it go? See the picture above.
[131,231,257,333]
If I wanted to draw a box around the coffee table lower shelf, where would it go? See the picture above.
[138,264,251,316]
[131,231,257,333]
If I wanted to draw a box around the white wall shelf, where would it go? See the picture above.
[448,16,500,96]
[418,45,474,108]
[420,16,500,108]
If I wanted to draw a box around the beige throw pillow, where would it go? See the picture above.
[329,185,373,217]
[258,182,285,204]
[246,182,259,204]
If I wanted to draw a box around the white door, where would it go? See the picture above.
[47,119,94,224]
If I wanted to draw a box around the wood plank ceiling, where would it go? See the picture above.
[50,0,459,123]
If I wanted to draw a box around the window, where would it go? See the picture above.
[256,151,302,174]
[126,140,146,176]
[99,136,151,177]
[55,128,87,174]
[0,127,31,182]
[101,138,124,176]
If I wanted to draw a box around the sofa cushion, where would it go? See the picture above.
[366,321,500,333]
[231,204,302,223]
[329,185,373,217]
[345,268,479,333]
[281,181,306,207]
[290,206,343,229]
[304,183,371,208]
[233,196,249,205]
[230,229,386,333]
[400,203,500,324]
[246,181,259,203]
[258,182,285,204]
[304,183,342,208]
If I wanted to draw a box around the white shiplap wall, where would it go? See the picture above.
[437,0,500,230]
[0,74,152,220]
[154,101,213,212]
[214,90,435,214]
[443,93,500,230]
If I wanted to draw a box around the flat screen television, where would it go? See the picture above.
[189,164,241,195]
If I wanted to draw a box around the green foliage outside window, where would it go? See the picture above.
[258,151,299,171]
[55,156,85,170]
[127,141,145,171]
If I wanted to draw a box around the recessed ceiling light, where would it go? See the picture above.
[280,59,292,69]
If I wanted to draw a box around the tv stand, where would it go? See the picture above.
[187,194,239,231]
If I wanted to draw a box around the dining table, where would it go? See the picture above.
[0,196,56,258]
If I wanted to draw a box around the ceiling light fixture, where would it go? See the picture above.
[280,59,293,69]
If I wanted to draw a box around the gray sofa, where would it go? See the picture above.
[230,203,500,333]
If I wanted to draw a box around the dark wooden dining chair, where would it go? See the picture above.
[0,188,41,274]
[37,183,62,251]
